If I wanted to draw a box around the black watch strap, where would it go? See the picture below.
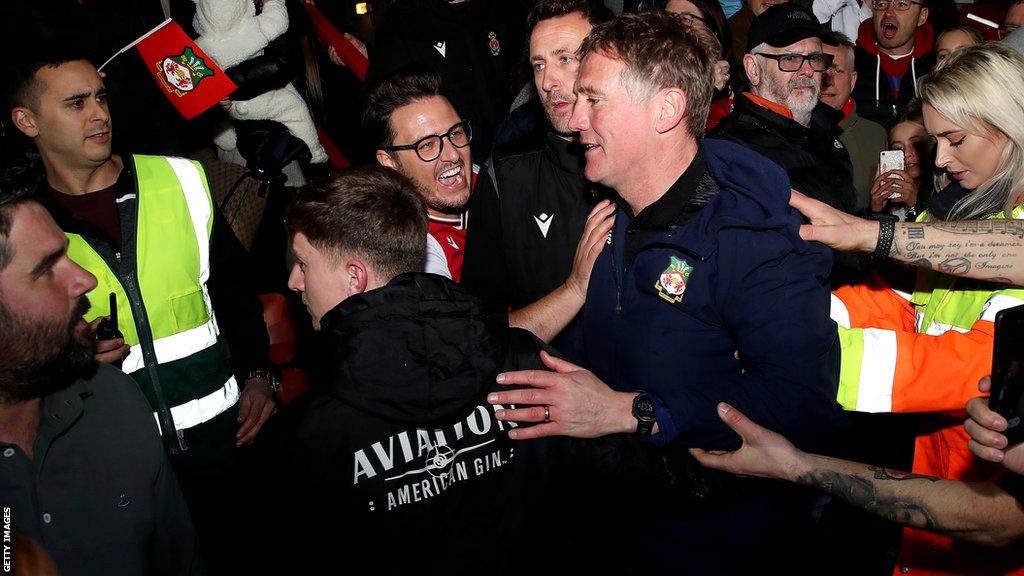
[632,392,656,437]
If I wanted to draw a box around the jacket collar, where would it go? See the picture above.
[742,92,794,120]
[544,129,587,175]
[840,98,856,120]
[738,93,843,135]
[317,273,508,425]
[627,147,709,228]
[612,139,808,261]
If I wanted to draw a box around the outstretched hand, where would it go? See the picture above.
[689,403,805,482]
[789,190,879,253]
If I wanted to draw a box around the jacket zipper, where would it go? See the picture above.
[88,161,186,454]
[610,231,623,314]
[113,249,188,454]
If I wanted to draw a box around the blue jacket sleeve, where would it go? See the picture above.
[669,227,840,451]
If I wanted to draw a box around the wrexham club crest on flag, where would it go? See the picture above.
[655,256,693,304]
[159,47,213,95]
[108,19,235,119]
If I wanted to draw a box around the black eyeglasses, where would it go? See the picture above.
[755,52,835,72]
[871,0,924,11]
[383,121,472,162]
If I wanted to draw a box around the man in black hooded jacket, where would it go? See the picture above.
[269,165,681,574]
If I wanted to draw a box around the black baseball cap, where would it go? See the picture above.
[746,4,839,53]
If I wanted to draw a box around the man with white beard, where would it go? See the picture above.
[711,3,858,214]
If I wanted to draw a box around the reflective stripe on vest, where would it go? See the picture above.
[120,156,218,373]
[836,205,1024,412]
[837,326,898,412]
[154,376,240,435]
[65,155,236,430]
[911,206,1024,335]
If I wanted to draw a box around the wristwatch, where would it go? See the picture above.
[247,369,281,394]
[632,391,657,437]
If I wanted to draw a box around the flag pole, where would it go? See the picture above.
[98,18,173,72]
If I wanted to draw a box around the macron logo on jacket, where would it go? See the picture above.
[533,213,554,238]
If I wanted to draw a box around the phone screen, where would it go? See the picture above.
[991,304,1024,443]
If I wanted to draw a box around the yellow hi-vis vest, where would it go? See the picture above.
[833,205,1024,413]
[66,155,238,434]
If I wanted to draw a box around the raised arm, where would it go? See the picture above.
[791,190,1024,285]
[692,403,1024,547]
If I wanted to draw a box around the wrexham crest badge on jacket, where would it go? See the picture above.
[656,256,693,303]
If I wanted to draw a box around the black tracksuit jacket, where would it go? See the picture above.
[461,131,609,316]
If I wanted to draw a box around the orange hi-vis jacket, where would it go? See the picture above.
[832,208,1024,575]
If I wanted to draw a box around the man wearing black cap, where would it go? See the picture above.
[711,3,858,215]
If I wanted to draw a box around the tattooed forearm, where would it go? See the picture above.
[869,466,940,482]
[794,468,943,531]
[929,219,1024,239]
[785,455,1024,545]
[890,222,1024,284]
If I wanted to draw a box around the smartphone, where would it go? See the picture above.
[879,149,906,200]
[990,304,1024,445]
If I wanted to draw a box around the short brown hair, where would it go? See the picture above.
[526,0,613,35]
[579,12,715,138]
[363,67,444,149]
[4,48,91,113]
[286,166,427,282]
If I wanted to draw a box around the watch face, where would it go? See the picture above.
[634,394,656,421]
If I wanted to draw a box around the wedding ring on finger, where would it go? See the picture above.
[543,406,551,422]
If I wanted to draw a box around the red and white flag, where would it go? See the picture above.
[101,19,236,119]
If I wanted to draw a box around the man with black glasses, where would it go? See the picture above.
[850,0,934,126]
[365,69,474,281]
[711,3,858,214]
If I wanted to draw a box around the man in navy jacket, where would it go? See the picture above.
[489,12,839,573]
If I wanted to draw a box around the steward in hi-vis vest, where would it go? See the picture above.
[66,155,236,453]
[42,155,272,464]
[831,205,1024,576]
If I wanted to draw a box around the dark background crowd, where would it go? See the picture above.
[3,0,1024,575]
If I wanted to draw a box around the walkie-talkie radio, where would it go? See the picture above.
[96,292,125,368]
